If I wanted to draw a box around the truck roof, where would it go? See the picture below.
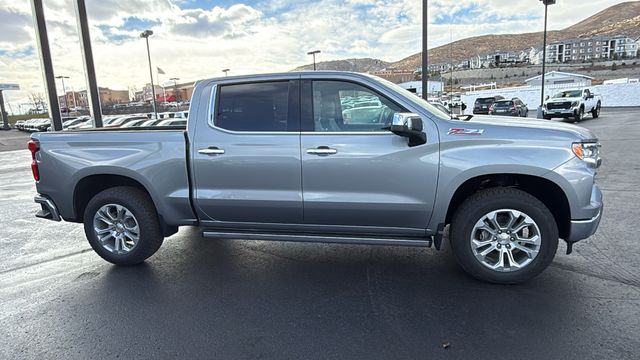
[196,70,379,85]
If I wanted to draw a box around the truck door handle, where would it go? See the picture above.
[306,146,337,155]
[198,147,225,155]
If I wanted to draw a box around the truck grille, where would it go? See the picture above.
[546,102,572,110]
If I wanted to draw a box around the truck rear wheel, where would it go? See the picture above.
[83,186,164,265]
[449,187,558,284]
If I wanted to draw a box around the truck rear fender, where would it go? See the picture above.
[71,168,190,236]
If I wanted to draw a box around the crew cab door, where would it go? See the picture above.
[191,79,303,224]
[583,89,594,108]
[299,79,439,231]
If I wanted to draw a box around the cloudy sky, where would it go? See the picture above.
[0,0,631,111]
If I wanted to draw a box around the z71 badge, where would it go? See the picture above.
[448,128,484,136]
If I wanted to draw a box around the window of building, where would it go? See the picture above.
[588,42,592,46]
[215,81,295,132]
[588,48,592,53]
[580,42,585,47]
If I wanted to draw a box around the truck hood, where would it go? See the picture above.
[467,115,596,140]
[546,97,581,103]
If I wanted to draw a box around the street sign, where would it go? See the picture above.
[0,84,20,91]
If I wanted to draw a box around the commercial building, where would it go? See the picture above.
[368,69,415,84]
[58,87,129,108]
[524,71,593,87]
[398,80,444,95]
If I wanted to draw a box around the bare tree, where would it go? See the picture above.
[28,92,47,114]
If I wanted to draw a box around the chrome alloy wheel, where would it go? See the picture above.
[470,209,541,272]
[93,204,140,254]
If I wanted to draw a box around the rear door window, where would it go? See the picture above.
[216,81,298,131]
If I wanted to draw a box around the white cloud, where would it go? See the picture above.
[0,0,632,112]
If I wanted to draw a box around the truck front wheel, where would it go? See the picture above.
[83,186,164,265]
[591,103,601,118]
[449,187,559,284]
[574,107,584,122]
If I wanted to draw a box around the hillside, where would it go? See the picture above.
[291,1,640,72]
[391,1,640,70]
[292,58,390,72]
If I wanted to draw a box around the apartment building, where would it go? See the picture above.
[547,35,638,63]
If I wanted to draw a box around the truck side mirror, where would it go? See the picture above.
[389,113,427,147]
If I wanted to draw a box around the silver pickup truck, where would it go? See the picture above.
[29,72,603,284]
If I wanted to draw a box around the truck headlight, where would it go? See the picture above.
[572,141,601,168]
[571,101,579,107]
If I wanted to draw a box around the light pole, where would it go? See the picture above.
[539,0,556,115]
[222,69,230,77]
[140,29,158,119]
[307,50,321,71]
[422,0,428,100]
[170,77,180,102]
[55,75,69,114]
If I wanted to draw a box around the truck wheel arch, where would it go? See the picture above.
[72,174,177,237]
[443,174,571,240]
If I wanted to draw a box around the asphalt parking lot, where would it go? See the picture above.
[1,110,639,359]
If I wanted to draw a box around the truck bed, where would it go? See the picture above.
[31,129,196,226]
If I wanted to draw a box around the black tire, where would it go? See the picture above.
[83,186,164,265]
[449,187,559,284]
[543,115,552,120]
[591,103,601,118]
[574,107,584,122]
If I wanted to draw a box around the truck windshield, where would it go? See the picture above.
[553,90,582,98]
[369,76,451,120]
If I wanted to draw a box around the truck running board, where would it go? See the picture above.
[202,231,433,247]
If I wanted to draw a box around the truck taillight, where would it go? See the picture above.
[28,140,40,181]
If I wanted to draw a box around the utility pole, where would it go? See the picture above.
[140,29,158,119]
[307,50,321,71]
[422,0,428,100]
[30,0,62,130]
[55,75,69,114]
[170,77,180,102]
[74,0,103,127]
[539,0,556,116]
